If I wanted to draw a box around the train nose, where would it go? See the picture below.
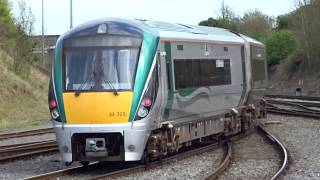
[63,92,133,124]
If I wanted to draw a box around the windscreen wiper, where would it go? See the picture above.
[74,73,94,97]
[74,71,119,96]
[99,72,119,96]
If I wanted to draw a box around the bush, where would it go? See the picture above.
[265,30,297,65]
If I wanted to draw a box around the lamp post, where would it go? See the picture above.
[70,0,73,29]
[41,0,45,66]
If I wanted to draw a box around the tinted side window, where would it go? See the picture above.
[251,46,266,82]
[174,59,231,89]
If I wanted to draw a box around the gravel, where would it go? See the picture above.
[0,133,56,146]
[1,114,320,179]
[263,114,320,179]
[217,132,280,180]
[115,147,225,180]
[0,153,81,180]
[0,124,55,146]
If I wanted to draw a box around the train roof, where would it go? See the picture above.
[136,19,244,44]
[62,18,264,46]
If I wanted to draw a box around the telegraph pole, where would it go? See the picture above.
[41,0,45,66]
[70,0,73,29]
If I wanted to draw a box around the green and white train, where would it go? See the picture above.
[48,18,268,165]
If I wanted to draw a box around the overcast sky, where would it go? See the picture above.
[10,0,295,35]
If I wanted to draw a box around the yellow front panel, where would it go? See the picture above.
[63,92,133,124]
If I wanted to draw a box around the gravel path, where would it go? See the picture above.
[263,114,320,179]
[218,132,280,180]
[115,147,225,180]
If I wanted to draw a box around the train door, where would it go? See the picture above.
[162,41,174,121]
[250,44,268,99]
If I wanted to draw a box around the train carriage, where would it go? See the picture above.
[48,18,268,165]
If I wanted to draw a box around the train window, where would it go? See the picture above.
[64,47,140,91]
[177,45,184,51]
[174,59,231,89]
[251,46,266,82]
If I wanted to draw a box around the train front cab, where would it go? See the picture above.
[48,21,159,164]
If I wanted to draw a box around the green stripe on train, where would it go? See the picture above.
[129,31,159,122]
[54,38,66,123]
[163,42,174,119]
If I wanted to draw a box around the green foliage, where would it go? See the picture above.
[199,3,272,41]
[0,0,16,54]
[12,0,36,78]
[282,50,304,74]
[0,0,36,78]
[199,2,240,31]
[0,0,15,33]
[265,30,297,65]
[239,10,273,41]
[287,2,320,67]
[276,14,290,30]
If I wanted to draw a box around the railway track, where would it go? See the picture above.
[257,124,288,180]
[0,140,58,162]
[25,140,231,180]
[23,124,287,180]
[265,94,320,118]
[0,128,54,140]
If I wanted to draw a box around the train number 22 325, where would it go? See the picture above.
[109,112,126,117]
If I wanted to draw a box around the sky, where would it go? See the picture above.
[10,0,296,35]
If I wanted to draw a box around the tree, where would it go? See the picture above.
[265,30,297,65]
[199,17,219,27]
[0,0,16,53]
[13,0,36,77]
[276,14,290,30]
[199,1,240,31]
[288,1,320,67]
[239,10,273,41]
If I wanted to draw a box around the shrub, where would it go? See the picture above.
[265,30,297,65]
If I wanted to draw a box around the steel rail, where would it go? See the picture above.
[265,94,320,101]
[90,142,223,180]
[266,106,320,119]
[267,100,320,112]
[257,124,288,180]
[204,141,232,180]
[0,128,54,140]
[25,129,256,179]
[0,140,58,162]
[266,99,320,108]
[25,130,257,180]
[25,142,224,180]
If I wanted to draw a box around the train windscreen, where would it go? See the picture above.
[63,35,141,91]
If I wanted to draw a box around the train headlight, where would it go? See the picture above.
[134,59,159,121]
[137,106,148,118]
[49,100,57,108]
[51,108,60,120]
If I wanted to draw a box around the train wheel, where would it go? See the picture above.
[80,161,89,167]
[140,150,149,165]
[174,136,180,153]
[65,161,73,166]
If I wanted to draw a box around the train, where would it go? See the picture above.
[48,18,268,165]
